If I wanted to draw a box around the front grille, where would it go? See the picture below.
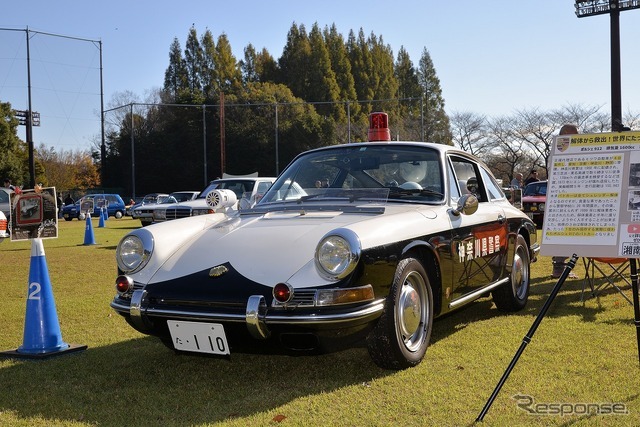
[165,207,192,220]
[272,289,316,307]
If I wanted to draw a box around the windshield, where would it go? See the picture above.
[198,180,255,200]
[260,144,444,206]
[523,182,547,196]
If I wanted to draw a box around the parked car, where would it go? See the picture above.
[152,178,275,223]
[0,210,8,239]
[62,193,126,221]
[521,180,547,228]
[0,188,12,223]
[132,191,199,226]
[129,193,168,220]
[111,114,539,370]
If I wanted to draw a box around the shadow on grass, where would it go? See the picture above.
[0,337,391,425]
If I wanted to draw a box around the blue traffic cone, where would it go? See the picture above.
[0,239,86,359]
[102,206,108,221]
[83,213,97,245]
[98,208,105,228]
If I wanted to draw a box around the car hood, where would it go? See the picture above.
[137,204,440,288]
[522,195,546,202]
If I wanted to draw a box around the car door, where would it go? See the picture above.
[447,156,508,301]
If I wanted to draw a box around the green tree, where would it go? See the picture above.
[184,26,205,96]
[418,48,451,145]
[163,38,188,101]
[0,101,28,186]
[307,23,342,120]
[278,23,312,99]
[200,30,218,99]
[214,33,242,95]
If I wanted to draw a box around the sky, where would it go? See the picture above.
[1,1,640,153]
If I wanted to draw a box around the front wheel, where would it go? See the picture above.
[492,234,530,311]
[367,257,433,370]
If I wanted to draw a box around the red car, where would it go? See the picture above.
[521,180,547,227]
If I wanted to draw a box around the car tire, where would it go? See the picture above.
[64,217,72,221]
[115,211,123,219]
[492,234,530,312]
[367,257,433,370]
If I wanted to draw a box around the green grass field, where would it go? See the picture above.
[0,217,638,426]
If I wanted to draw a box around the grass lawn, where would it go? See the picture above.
[0,217,639,426]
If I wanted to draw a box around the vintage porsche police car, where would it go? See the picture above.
[111,114,539,370]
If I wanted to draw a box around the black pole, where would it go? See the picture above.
[476,254,579,422]
[630,259,640,364]
[26,28,35,188]
[610,3,623,131]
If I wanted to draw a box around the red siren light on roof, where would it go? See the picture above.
[368,112,391,142]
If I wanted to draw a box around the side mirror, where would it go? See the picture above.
[451,194,479,216]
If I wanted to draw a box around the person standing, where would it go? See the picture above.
[510,173,523,189]
[524,170,539,186]
[551,124,580,279]
[3,178,15,191]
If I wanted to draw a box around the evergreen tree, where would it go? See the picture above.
[255,47,278,83]
[394,46,423,140]
[241,44,258,84]
[307,23,342,120]
[418,48,452,145]
[279,23,311,99]
[323,24,357,122]
[184,27,205,96]
[347,29,375,111]
[368,33,398,112]
[163,38,188,101]
[214,33,242,94]
[201,29,218,99]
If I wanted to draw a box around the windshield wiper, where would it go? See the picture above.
[388,187,444,198]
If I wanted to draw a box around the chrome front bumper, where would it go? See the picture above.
[110,290,385,340]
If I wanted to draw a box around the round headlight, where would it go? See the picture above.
[116,230,153,273]
[315,229,360,280]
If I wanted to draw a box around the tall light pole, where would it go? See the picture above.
[575,0,640,131]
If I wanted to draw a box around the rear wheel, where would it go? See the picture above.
[492,234,530,311]
[367,257,433,370]
[115,211,123,219]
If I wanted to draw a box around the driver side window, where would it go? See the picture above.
[450,157,486,203]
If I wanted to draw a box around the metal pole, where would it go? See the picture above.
[26,27,35,188]
[130,103,135,198]
[202,105,207,187]
[610,2,623,131]
[99,40,106,185]
[219,92,225,176]
[347,101,351,144]
[275,103,279,175]
[630,259,640,364]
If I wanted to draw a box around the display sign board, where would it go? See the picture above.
[541,131,640,258]
[80,198,95,213]
[9,187,59,241]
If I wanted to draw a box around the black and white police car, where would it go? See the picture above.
[111,113,539,370]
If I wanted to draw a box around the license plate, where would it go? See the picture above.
[167,320,230,355]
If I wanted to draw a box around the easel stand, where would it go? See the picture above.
[476,255,578,421]
[477,254,640,422]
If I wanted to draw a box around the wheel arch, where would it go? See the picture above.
[401,241,443,317]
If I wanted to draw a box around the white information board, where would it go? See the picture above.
[541,131,640,258]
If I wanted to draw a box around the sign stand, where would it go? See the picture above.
[631,259,640,364]
[476,255,579,421]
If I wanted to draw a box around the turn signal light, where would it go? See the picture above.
[273,283,293,303]
[115,275,133,294]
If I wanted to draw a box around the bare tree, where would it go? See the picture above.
[483,116,536,183]
[450,111,488,156]
[510,107,557,176]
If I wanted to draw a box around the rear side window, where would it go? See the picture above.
[479,167,506,201]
